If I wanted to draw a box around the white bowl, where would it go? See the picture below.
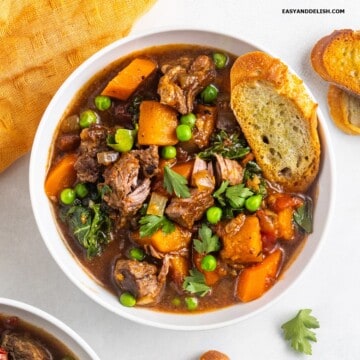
[29,28,336,330]
[0,298,100,359]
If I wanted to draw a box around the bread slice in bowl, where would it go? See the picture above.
[230,51,320,193]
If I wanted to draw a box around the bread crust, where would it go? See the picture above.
[311,29,360,95]
[327,85,360,135]
[230,51,320,193]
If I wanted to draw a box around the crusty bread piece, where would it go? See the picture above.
[230,51,320,193]
[327,85,360,135]
[311,29,360,95]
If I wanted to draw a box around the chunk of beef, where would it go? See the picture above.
[121,178,151,215]
[191,156,216,191]
[1,331,52,360]
[114,258,169,305]
[132,145,159,178]
[193,105,217,149]
[102,153,151,226]
[158,55,216,114]
[55,133,80,152]
[78,124,108,157]
[74,153,99,183]
[165,189,214,229]
[214,153,243,186]
[74,124,108,183]
[216,93,240,133]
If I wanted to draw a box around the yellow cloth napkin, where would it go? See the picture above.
[0,0,156,173]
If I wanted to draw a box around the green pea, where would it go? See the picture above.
[245,194,263,212]
[185,297,198,311]
[129,247,145,261]
[180,113,196,128]
[74,183,88,199]
[171,297,181,307]
[79,109,98,128]
[94,95,112,111]
[113,128,134,152]
[119,292,136,307]
[176,124,192,142]
[60,188,76,205]
[201,254,217,272]
[200,84,218,103]
[206,206,222,224]
[161,145,177,159]
[212,52,228,69]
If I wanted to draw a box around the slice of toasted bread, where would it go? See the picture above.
[327,85,360,135]
[311,29,360,94]
[230,51,320,193]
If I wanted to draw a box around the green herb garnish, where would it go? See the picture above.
[225,183,254,208]
[213,181,254,209]
[65,202,111,259]
[281,309,320,355]
[139,214,175,237]
[294,199,313,233]
[198,129,250,160]
[183,269,211,297]
[193,224,220,254]
[163,165,190,198]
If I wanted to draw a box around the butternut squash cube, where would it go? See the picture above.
[277,207,295,240]
[146,224,192,253]
[137,100,179,146]
[220,214,263,263]
[170,256,189,286]
[236,248,283,302]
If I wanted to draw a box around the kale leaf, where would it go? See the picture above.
[198,129,250,160]
[64,201,111,259]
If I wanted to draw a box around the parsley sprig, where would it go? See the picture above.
[183,269,211,297]
[193,224,220,254]
[281,309,320,355]
[163,165,190,198]
[213,181,253,209]
[139,214,175,237]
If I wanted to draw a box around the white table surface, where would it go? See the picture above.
[1,1,359,359]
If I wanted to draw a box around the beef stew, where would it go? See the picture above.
[45,44,318,313]
[0,314,77,360]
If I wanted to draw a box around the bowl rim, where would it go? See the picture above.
[0,297,100,359]
[29,26,337,331]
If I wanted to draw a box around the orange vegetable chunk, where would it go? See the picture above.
[144,224,192,253]
[44,153,77,197]
[101,58,157,100]
[193,252,226,286]
[277,207,295,240]
[137,100,179,146]
[236,248,283,302]
[220,214,263,263]
[170,256,189,287]
[171,160,194,180]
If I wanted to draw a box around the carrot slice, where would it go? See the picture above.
[44,153,77,197]
[236,248,283,302]
[101,58,157,100]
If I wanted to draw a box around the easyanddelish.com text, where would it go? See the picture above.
[282,8,345,14]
